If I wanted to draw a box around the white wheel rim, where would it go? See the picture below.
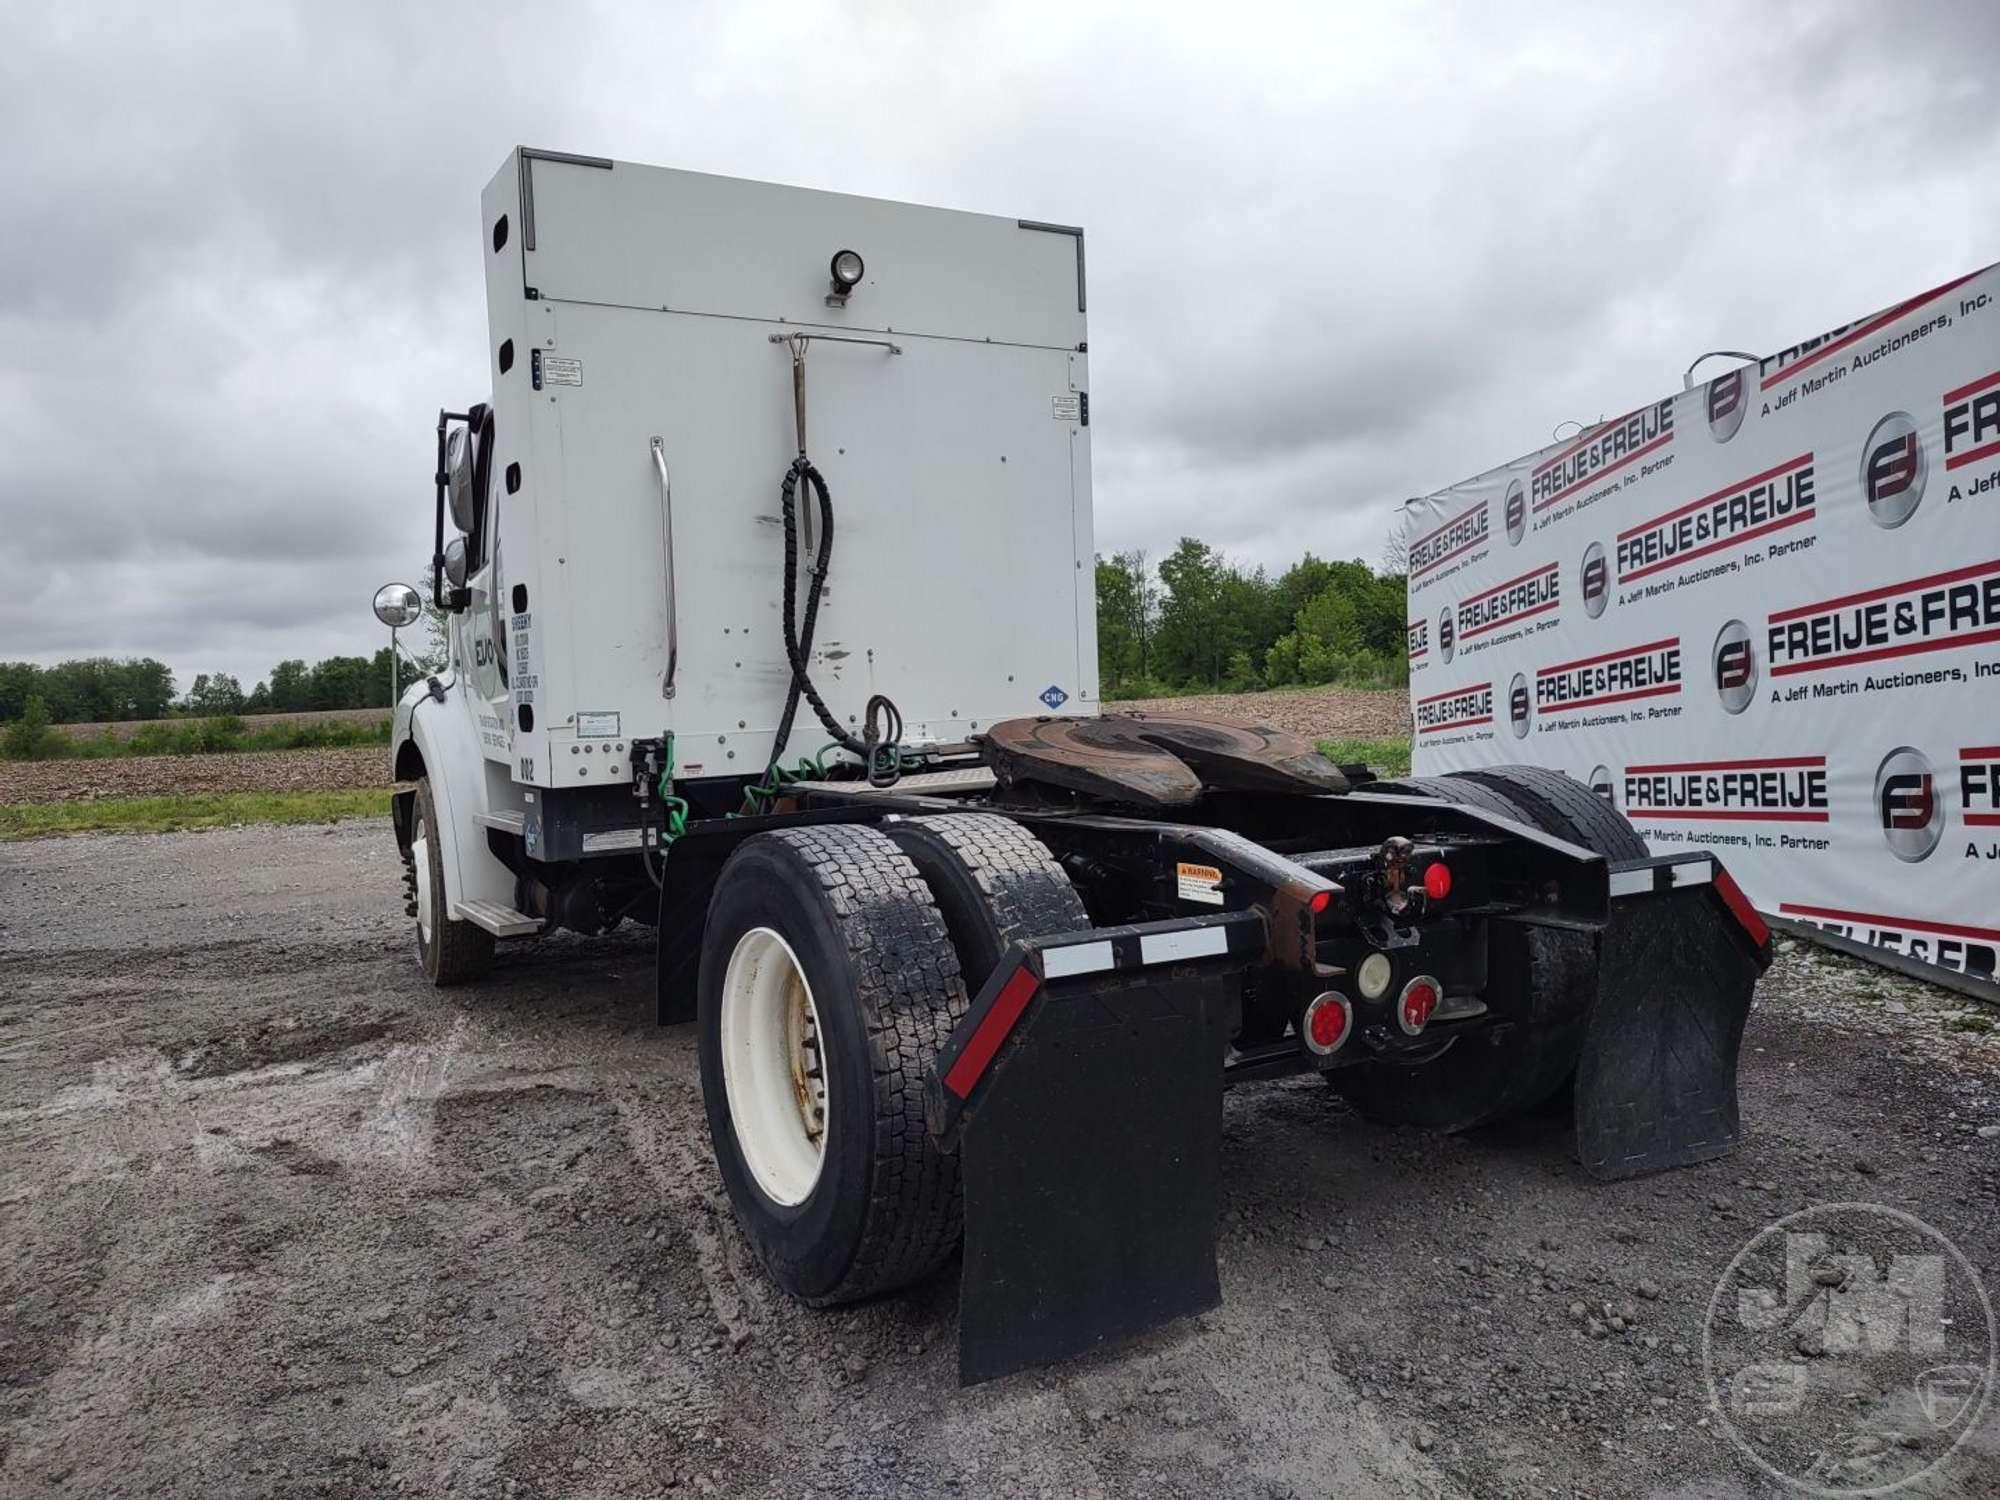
[719,926,829,1207]
[412,812,435,944]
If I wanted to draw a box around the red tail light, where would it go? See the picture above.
[1302,991,1352,1055]
[1397,976,1440,1036]
[1422,861,1452,901]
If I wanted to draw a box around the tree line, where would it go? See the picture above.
[4,542,1409,725]
[0,649,414,724]
[2,566,452,725]
[1096,537,1407,698]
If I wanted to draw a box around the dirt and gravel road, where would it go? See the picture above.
[3,822,1996,1499]
[0,747,390,806]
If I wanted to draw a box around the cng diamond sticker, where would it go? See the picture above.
[1039,684,1069,710]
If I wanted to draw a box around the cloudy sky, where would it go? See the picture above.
[4,1,1997,696]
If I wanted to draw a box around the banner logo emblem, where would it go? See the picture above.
[1589,765,1615,805]
[1876,747,1943,863]
[1437,606,1455,663]
[1712,619,1758,715]
[1504,480,1527,546]
[1706,368,1747,443]
[1861,412,1927,528]
[1508,672,1531,740]
[1580,541,1609,619]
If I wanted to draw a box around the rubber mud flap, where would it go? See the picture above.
[956,967,1230,1385]
[1576,886,1760,1180]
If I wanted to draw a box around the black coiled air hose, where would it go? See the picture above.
[768,456,903,788]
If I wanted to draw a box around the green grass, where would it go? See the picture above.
[1317,736,1413,778]
[0,789,392,840]
[1,741,1412,837]
[2,714,392,762]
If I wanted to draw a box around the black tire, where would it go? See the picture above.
[1443,765,1650,1120]
[1374,772,1527,825]
[1326,771,1609,1131]
[881,814,1089,994]
[408,775,495,987]
[1448,764,1648,861]
[697,824,969,1306]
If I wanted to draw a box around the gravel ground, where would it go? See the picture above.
[3,691,1407,806]
[4,823,1996,1496]
[0,747,390,805]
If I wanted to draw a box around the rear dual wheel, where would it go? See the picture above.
[697,816,1082,1305]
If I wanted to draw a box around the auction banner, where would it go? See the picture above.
[1406,261,2000,985]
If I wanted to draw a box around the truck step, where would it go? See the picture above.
[456,900,544,938]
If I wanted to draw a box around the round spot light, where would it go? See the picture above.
[1357,952,1394,1000]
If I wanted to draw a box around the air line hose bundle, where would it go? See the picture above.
[764,343,904,792]
[740,740,840,814]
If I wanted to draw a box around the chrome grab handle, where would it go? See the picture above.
[767,331,901,558]
[650,436,678,700]
[766,332,904,355]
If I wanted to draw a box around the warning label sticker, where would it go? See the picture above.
[1052,393,1081,422]
[1176,861,1224,906]
[541,355,582,387]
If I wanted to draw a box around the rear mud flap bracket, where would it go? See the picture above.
[1577,855,1769,1181]
[928,914,1260,1384]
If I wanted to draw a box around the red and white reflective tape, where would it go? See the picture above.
[937,912,1265,1105]
[1607,855,1713,899]
[940,967,1040,1100]
[1607,854,1769,950]
[1041,940,1115,978]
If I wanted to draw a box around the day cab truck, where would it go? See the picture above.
[385,148,1769,1383]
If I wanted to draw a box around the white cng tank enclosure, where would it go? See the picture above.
[471,147,1098,791]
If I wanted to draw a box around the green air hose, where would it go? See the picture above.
[656,734,689,846]
[739,741,842,815]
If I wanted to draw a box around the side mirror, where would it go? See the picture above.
[443,537,468,591]
[372,582,422,629]
[446,427,476,535]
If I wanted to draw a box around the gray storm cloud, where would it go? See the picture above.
[3,0,1996,694]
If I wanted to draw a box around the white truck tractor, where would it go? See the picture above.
[384,148,1771,1383]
